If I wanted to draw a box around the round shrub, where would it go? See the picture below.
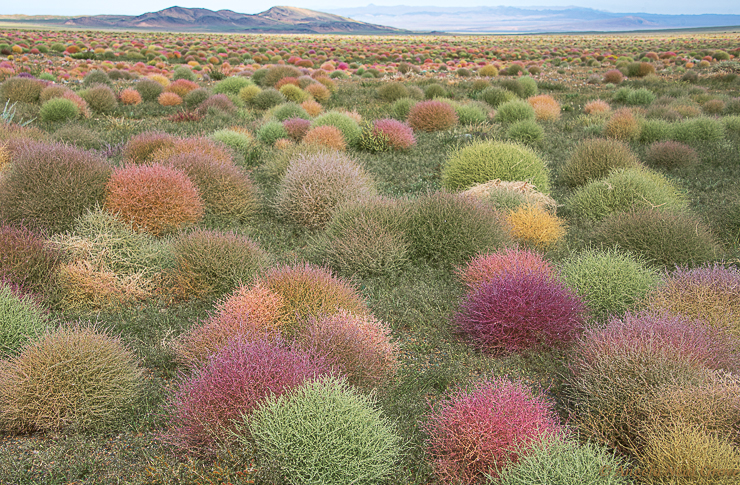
[565,312,740,456]
[82,70,111,88]
[170,230,270,300]
[646,264,740,339]
[304,83,330,103]
[505,204,567,251]
[625,88,656,106]
[478,65,499,77]
[238,84,261,105]
[212,76,252,96]
[122,131,178,164]
[119,88,142,106]
[670,117,725,143]
[279,83,309,103]
[528,94,561,121]
[561,138,640,187]
[104,164,204,237]
[424,83,448,99]
[391,97,416,120]
[82,84,117,113]
[565,167,687,222]
[638,119,672,144]
[257,120,289,146]
[275,151,375,229]
[157,91,182,107]
[408,100,458,132]
[603,69,624,84]
[457,248,554,291]
[560,247,660,323]
[150,136,234,167]
[301,99,323,117]
[251,88,285,110]
[261,65,302,87]
[167,337,329,454]
[310,111,362,147]
[584,99,611,115]
[172,65,197,81]
[209,129,253,162]
[0,225,61,294]
[283,117,311,141]
[377,82,409,102]
[0,282,46,356]
[495,99,536,124]
[423,377,562,484]
[454,103,488,125]
[604,108,641,141]
[480,86,517,108]
[196,94,237,117]
[39,97,79,122]
[498,435,632,485]
[273,102,310,122]
[517,76,538,98]
[0,77,44,104]
[0,324,142,432]
[442,140,550,193]
[303,125,346,151]
[455,269,586,354]
[369,118,416,151]
[590,209,720,269]
[0,141,111,233]
[507,119,544,144]
[184,88,210,109]
[245,376,402,485]
[296,310,399,390]
[314,196,410,277]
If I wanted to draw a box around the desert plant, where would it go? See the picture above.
[0,141,112,233]
[456,248,554,291]
[638,119,672,144]
[310,111,362,147]
[184,88,210,109]
[590,209,720,269]
[196,94,237,117]
[604,108,641,141]
[0,225,62,294]
[303,125,346,151]
[670,117,725,143]
[238,85,263,105]
[625,88,656,106]
[209,129,253,162]
[104,164,204,237]
[279,84,309,103]
[251,88,285,110]
[442,140,550,193]
[423,377,562,484]
[403,191,513,268]
[565,167,687,222]
[275,151,375,229]
[0,282,46,356]
[39,97,79,122]
[273,102,310,122]
[495,99,536,124]
[561,138,640,187]
[257,121,289,146]
[149,136,234,167]
[172,65,197,81]
[0,77,44,104]
[369,118,416,151]
[262,65,302,87]
[584,100,611,115]
[166,337,329,455]
[212,76,252,96]
[122,131,178,164]
[455,268,586,354]
[391,97,416,120]
[408,100,458,132]
[283,117,311,141]
[377,82,409,102]
[603,69,624,84]
[82,70,111,88]
[480,86,517,108]
[505,204,567,251]
[304,83,330,103]
[0,324,142,432]
[506,119,544,144]
[560,247,660,323]
[169,230,270,300]
[454,103,488,125]
[82,84,117,113]
[528,94,561,121]
[157,92,182,107]
[135,78,164,102]
[118,88,142,106]
[52,124,101,150]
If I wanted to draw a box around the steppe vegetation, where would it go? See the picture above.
[1,27,740,484]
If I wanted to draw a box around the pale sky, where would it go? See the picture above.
[3,2,739,16]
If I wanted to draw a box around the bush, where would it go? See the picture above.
[377,82,409,102]
[625,88,656,106]
[304,83,330,103]
[495,99,536,124]
[442,140,550,193]
[528,94,561,121]
[245,376,402,485]
[262,65,302,87]
[565,167,687,222]
[273,102,309,122]
[313,196,410,277]
[150,136,234,167]
[0,324,142,432]
[408,100,458,132]
[604,108,641,141]
[302,125,345,151]
[507,119,544,144]
[212,76,252,96]
[560,248,660,323]
[646,264,740,339]
[590,209,720,269]
[498,435,632,485]
[170,230,270,300]
[391,97,416,120]
[584,100,611,115]
[251,88,285,110]
[564,312,739,455]
[310,111,362,147]
[0,282,46,356]
[275,151,375,229]
[363,118,416,151]
[670,117,725,143]
[279,84,309,103]
[39,98,79,122]
[82,70,111,88]
[0,225,61,294]
[104,164,204,237]
[638,119,672,144]
[561,138,640,187]
[119,88,142,106]
[517,76,538,97]
[603,69,624,84]
[423,377,561,484]
[456,248,554,291]
[257,121,289,146]
[301,99,323,117]
[82,84,117,113]
[209,129,253,162]
[1,77,45,105]
[424,83,448,99]
[0,141,112,233]
[455,269,586,354]
[480,86,517,108]
[184,88,210,109]
[172,65,197,81]
[122,131,178,164]
[404,191,512,268]
[282,117,311,142]
[157,92,182,107]
[505,205,567,251]
[196,94,237,117]
[296,311,399,390]
[478,65,499,77]
[166,337,329,454]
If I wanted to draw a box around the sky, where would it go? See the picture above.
[3,1,738,17]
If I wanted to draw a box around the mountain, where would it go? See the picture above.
[23,6,406,34]
[327,5,740,32]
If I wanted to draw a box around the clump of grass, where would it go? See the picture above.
[528,94,561,121]
[309,111,362,147]
[495,99,536,124]
[603,108,641,141]
[457,248,554,291]
[0,224,62,295]
[408,100,458,132]
[122,131,178,164]
[0,281,46,356]
[561,138,640,187]
[505,205,567,251]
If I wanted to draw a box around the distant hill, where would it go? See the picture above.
[0,6,407,34]
[327,5,740,32]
